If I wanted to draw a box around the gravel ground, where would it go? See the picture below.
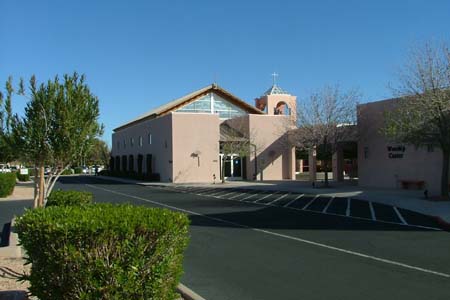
[0,257,29,291]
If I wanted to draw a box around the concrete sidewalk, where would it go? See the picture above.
[98,176,450,224]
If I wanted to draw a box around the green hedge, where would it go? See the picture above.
[46,190,93,207]
[16,173,30,182]
[74,167,83,174]
[0,173,16,197]
[61,169,73,175]
[16,204,190,300]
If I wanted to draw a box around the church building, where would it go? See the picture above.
[111,83,297,183]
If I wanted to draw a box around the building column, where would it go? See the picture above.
[332,145,344,182]
[308,147,317,182]
[290,147,296,180]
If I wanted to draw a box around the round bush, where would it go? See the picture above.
[46,190,93,207]
[0,173,16,197]
[16,204,190,300]
[16,173,30,182]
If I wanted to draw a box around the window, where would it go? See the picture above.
[117,141,120,150]
[139,136,143,147]
[364,146,369,159]
[148,133,152,145]
[123,140,126,149]
[130,137,134,147]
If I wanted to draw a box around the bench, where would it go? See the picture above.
[400,180,425,190]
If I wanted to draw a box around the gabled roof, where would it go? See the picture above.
[263,84,290,96]
[114,84,264,132]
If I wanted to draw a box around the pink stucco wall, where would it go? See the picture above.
[226,115,295,180]
[112,114,173,181]
[171,113,220,183]
[358,99,448,195]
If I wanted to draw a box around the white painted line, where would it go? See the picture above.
[346,198,351,217]
[240,192,260,201]
[208,189,232,196]
[254,192,276,203]
[216,190,239,198]
[322,197,333,213]
[284,194,304,208]
[229,192,247,200]
[267,193,289,205]
[302,195,319,210]
[369,201,376,221]
[393,207,408,225]
[86,184,450,279]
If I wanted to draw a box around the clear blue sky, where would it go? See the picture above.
[1,0,450,145]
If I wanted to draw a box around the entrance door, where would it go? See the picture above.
[221,154,243,180]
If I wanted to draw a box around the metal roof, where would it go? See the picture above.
[263,84,290,96]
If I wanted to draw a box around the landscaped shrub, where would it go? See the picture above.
[73,167,83,174]
[0,173,16,197]
[61,168,74,175]
[16,173,30,182]
[46,190,93,207]
[16,204,190,300]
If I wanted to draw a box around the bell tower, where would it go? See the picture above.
[255,73,296,121]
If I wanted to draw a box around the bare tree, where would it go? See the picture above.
[293,85,359,186]
[383,41,450,197]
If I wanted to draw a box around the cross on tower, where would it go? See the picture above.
[271,72,279,85]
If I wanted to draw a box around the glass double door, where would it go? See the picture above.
[222,154,242,180]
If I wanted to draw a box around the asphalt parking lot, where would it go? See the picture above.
[4,176,449,300]
[167,185,443,230]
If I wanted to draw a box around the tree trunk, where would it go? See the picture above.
[33,166,39,208]
[38,165,45,207]
[441,150,450,198]
[221,156,226,183]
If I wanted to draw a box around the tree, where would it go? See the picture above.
[293,85,359,186]
[11,73,103,207]
[383,42,450,197]
[0,77,18,163]
[85,138,110,167]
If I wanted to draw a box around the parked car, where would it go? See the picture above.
[0,164,11,173]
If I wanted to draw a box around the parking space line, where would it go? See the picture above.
[240,192,260,201]
[284,194,304,207]
[208,189,231,196]
[369,201,376,221]
[322,197,333,213]
[302,195,318,210]
[229,192,247,199]
[346,198,351,216]
[267,193,289,205]
[87,184,450,279]
[393,207,408,225]
[216,190,239,198]
[254,192,276,203]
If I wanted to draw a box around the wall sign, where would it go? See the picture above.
[387,145,405,159]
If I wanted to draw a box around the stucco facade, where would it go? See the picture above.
[111,84,296,183]
[358,98,449,194]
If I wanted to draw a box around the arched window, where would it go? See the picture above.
[275,101,291,115]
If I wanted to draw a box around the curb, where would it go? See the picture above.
[177,283,206,300]
[0,218,22,259]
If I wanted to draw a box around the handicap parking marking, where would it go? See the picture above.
[240,191,263,202]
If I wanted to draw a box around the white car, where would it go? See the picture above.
[0,164,11,173]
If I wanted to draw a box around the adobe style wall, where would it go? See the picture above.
[112,114,174,181]
[227,115,295,180]
[357,99,448,195]
[171,113,220,183]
